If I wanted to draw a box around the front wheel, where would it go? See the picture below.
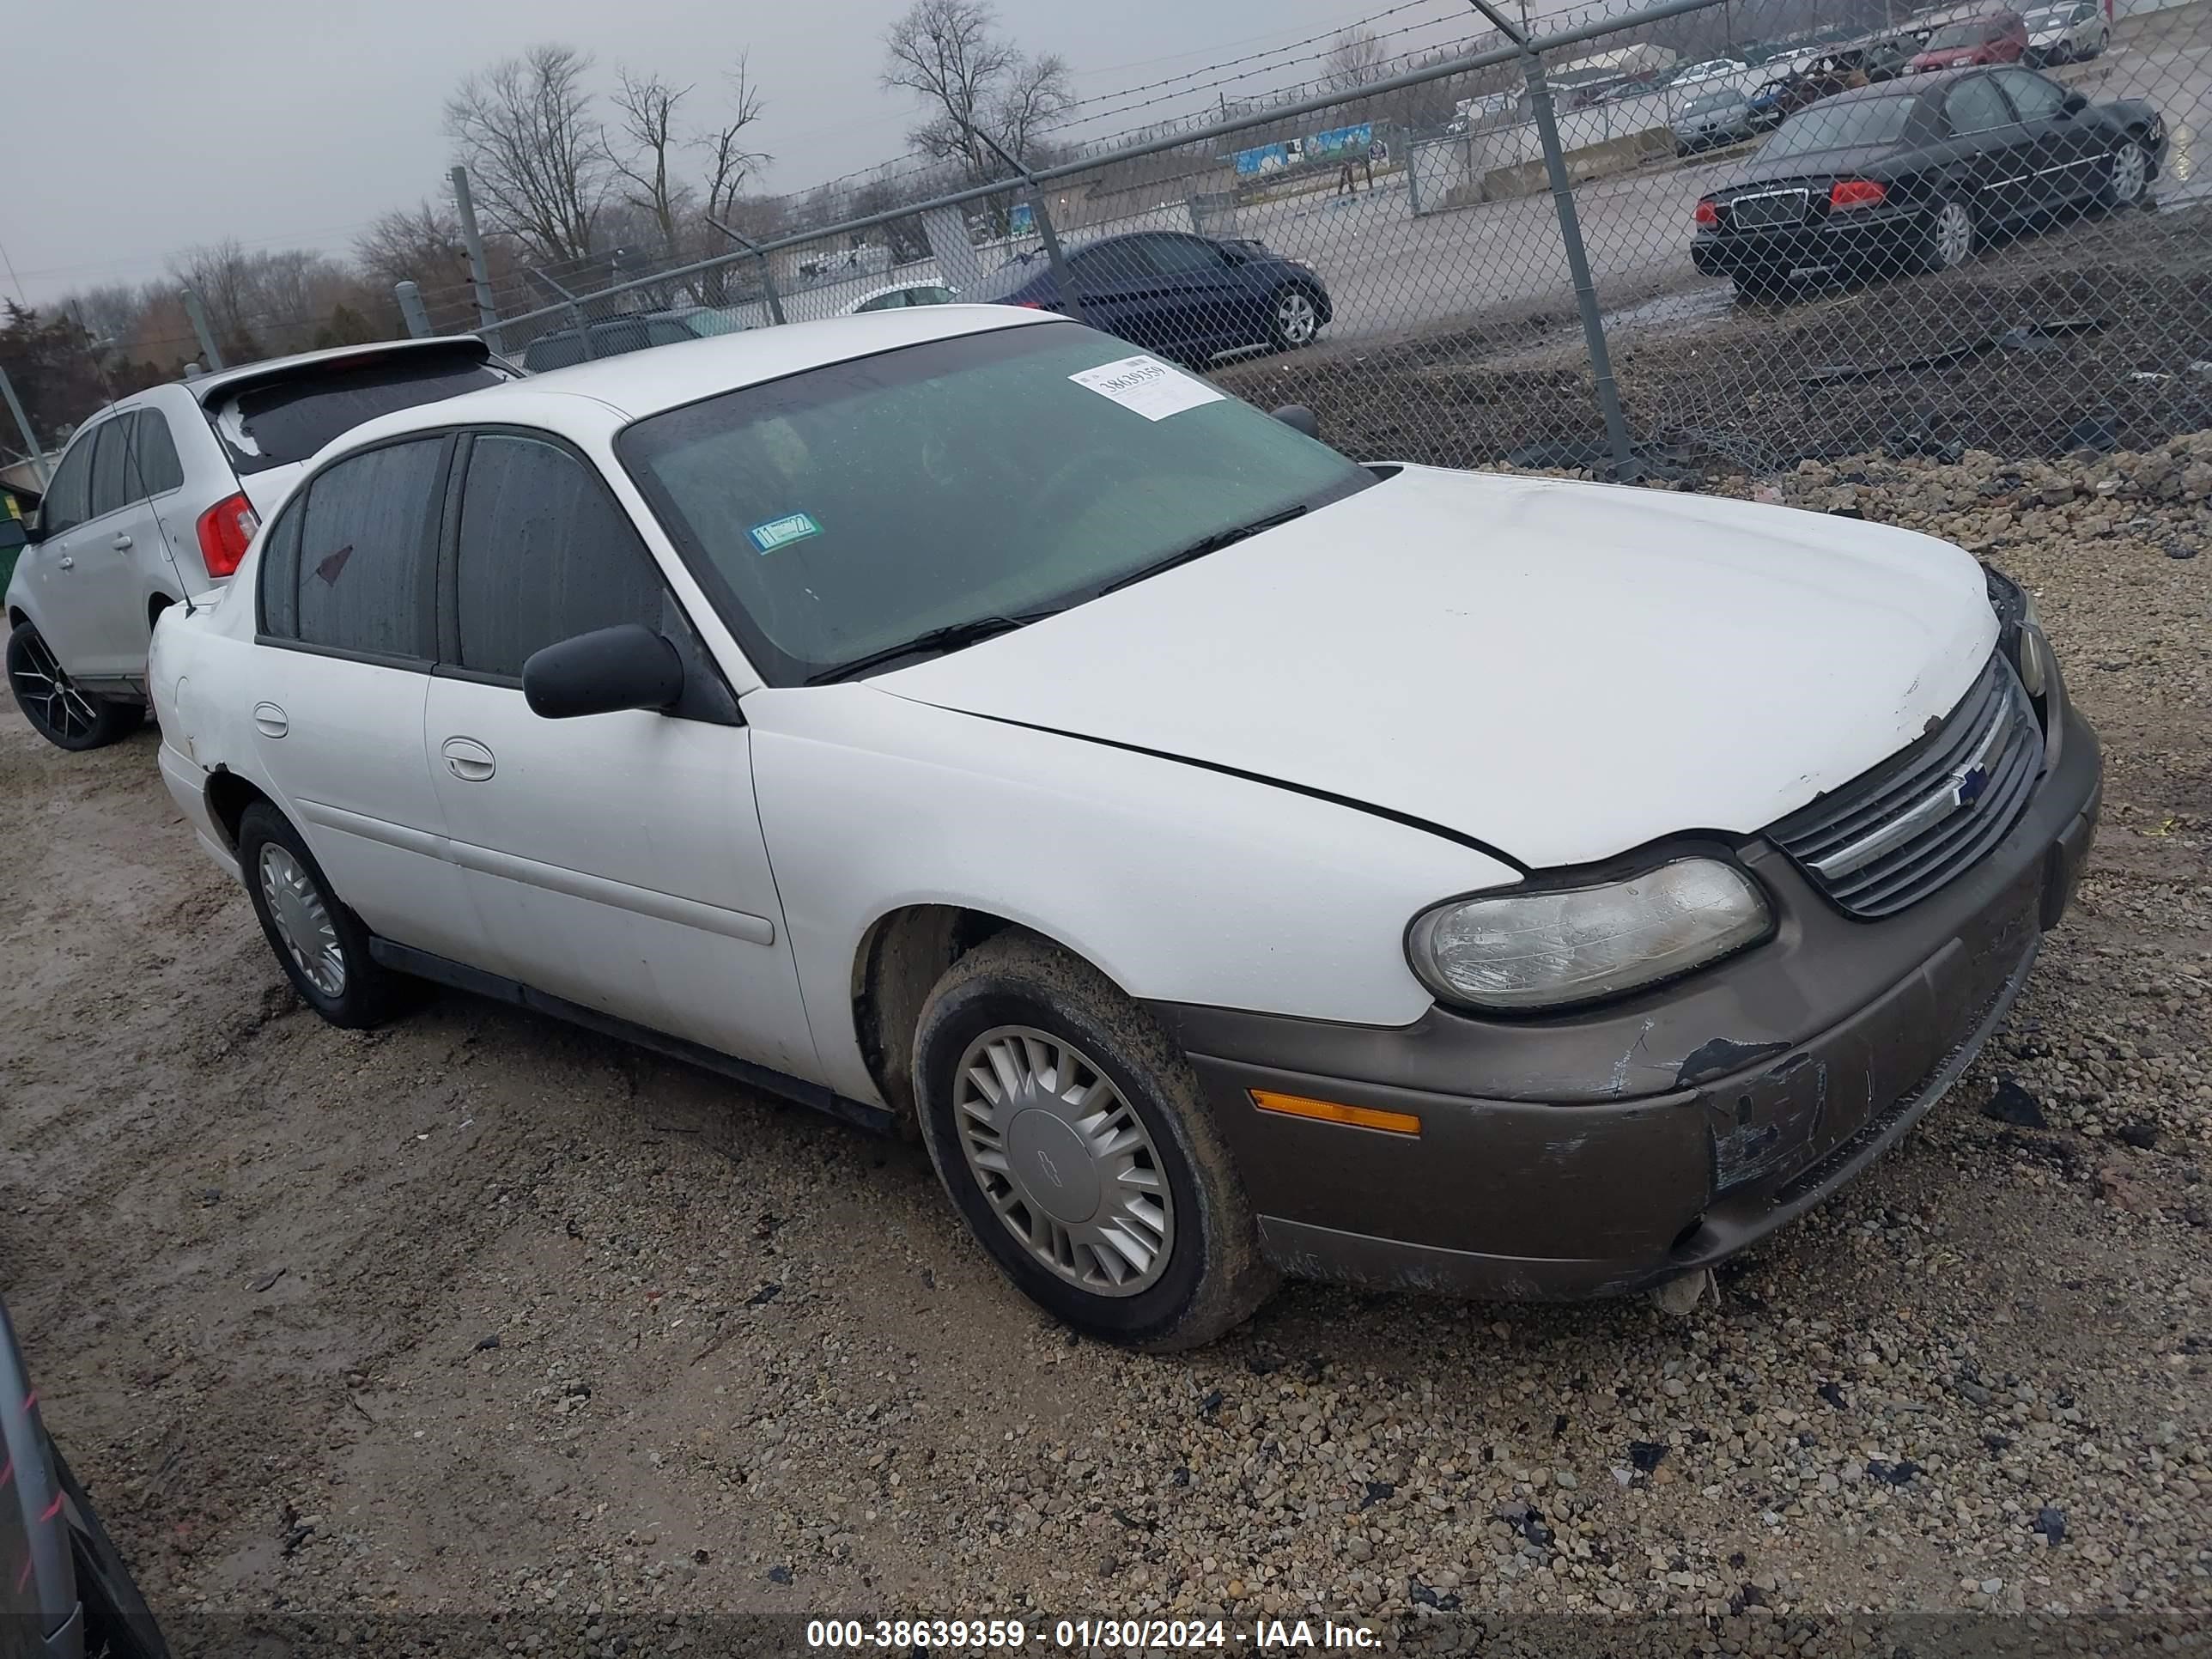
[1920,197,1978,273]
[2100,138,2149,209]
[5,621,143,751]
[1268,285,1323,350]
[912,931,1277,1350]
[237,802,398,1029]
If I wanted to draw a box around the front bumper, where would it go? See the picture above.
[1149,698,2101,1301]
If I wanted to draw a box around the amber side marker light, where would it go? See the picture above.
[1249,1090,1421,1137]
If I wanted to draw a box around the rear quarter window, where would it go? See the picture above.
[209,354,506,476]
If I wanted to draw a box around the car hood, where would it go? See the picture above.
[1911,46,1983,64]
[877,465,1996,868]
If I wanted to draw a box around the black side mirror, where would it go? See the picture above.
[522,623,684,720]
[0,516,27,553]
[2061,89,2089,116]
[1271,404,1322,440]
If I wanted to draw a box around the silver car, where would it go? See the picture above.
[1674,87,1757,152]
[2025,0,2108,62]
[4,337,519,750]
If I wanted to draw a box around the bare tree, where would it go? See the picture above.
[443,44,609,264]
[1323,27,1387,94]
[697,57,771,233]
[606,69,693,255]
[354,202,466,292]
[881,0,1072,181]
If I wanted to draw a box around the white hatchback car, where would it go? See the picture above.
[150,307,2100,1349]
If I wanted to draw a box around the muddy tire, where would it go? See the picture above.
[912,930,1277,1351]
[237,802,399,1030]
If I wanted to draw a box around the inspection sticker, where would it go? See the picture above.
[749,512,822,553]
[1068,355,1224,421]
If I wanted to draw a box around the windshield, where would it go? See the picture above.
[1925,16,2004,46]
[1685,89,1745,113]
[1763,93,1917,155]
[617,320,1373,684]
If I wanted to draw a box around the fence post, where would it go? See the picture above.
[705,218,786,326]
[179,284,225,371]
[450,166,503,349]
[394,281,433,339]
[1466,0,1636,479]
[0,367,48,488]
[966,128,1090,330]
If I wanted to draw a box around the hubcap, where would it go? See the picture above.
[951,1025,1174,1297]
[2111,143,2146,203]
[1934,203,1974,268]
[258,844,345,998]
[8,630,101,741]
[1276,291,1318,344]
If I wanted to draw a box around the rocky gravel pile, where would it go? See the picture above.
[0,443,2205,1659]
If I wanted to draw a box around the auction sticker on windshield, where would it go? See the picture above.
[1068,355,1225,421]
[750,512,823,553]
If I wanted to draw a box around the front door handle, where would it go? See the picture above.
[252,702,288,738]
[57,556,74,570]
[441,736,496,781]
[111,533,133,551]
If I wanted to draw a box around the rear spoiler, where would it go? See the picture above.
[186,337,498,406]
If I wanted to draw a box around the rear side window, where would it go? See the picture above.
[88,419,134,519]
[453,434,674,680]
[1765,93,1917,155]
[1145,236,1225,274]
[209,355,503,476]
[131,410,185,495]
[258,502,304,639]
[292,440,445,660]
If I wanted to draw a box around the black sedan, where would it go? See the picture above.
[974,230,1334,366]
[1691,66,2164,300]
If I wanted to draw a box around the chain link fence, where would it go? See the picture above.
[400,0,2212,478]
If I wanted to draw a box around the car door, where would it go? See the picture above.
[52,416,161,682]
[1992,68,2103,204]
[422,428,818,1079]
[14,428,100,670]
[1942,72,2037,221]
[1063,241,1171,351]
[250,435,490,968]
[1139,234,1257,352]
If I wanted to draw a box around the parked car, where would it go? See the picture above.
[150,307,2100,1349]
[1675,87,1759,152]
[2025,0,2109,62]
[3,338,520,750]
[975,231,1332,364]
[520,306,749,372]
[1669,56,1748,88]
[1692,67,2162,298]
[1910,9,2029,69]
[847,282,961,313]
[1,1295,170,1657]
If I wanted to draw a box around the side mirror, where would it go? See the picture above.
[2061,89,2089,116]
[522,623,684,720]
[1271,404,1322,440]
[0,516,27,554]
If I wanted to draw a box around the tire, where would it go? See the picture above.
[1919,196,1978,272]
[2100,137,2149,209]
[236,802,398,1029]
[53,1445,171,1659]
[912,930,1278,1351]
[5,621,143,751]
[1267,285,1324,351]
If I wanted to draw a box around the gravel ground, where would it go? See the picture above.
[2,443,2209,1656]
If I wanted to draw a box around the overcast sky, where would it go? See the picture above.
[11,0,1523,309]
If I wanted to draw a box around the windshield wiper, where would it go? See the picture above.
[1099,504,1310,595]
[806,613,1044,684]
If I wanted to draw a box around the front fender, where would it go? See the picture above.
[746,684,1515,1105]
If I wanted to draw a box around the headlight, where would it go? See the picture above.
[1407,859,1772,1012]
[1985,564,2051,699]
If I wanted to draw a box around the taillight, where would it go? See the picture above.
[1829,179,1887,210]
[196,491,259,579]
[1694,199,1719,228]
[1014,300,1046,309]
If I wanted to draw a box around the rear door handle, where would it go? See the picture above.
[111,533,133,550]
[441,736,496,781]
[252,702,288,738]
[57,556,74,570]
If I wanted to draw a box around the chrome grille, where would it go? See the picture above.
[1727,189,1810,229]
[1768,655,2041,918]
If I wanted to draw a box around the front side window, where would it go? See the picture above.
[292,439,444,660]
[1945,76,2016,134]
[618,319,1373,684]
[39,432,94,537]
[1995,69,2065,120]
[453,434,674,680]
[88,418,135,520]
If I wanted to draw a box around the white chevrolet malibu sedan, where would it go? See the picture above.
[150,306,2100,1349]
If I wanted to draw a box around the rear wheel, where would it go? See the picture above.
[5,621,143,750]
[912,931,1277,1350]
[2100,137,2149,209]
[237,802,398,1029]
[1920,197,1978,272]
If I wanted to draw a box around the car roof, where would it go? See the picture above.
[185,336,495,403]
[335,305,1055,447]
[1802,65,1987,106]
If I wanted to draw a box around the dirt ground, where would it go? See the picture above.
[3,452,2210,1657]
